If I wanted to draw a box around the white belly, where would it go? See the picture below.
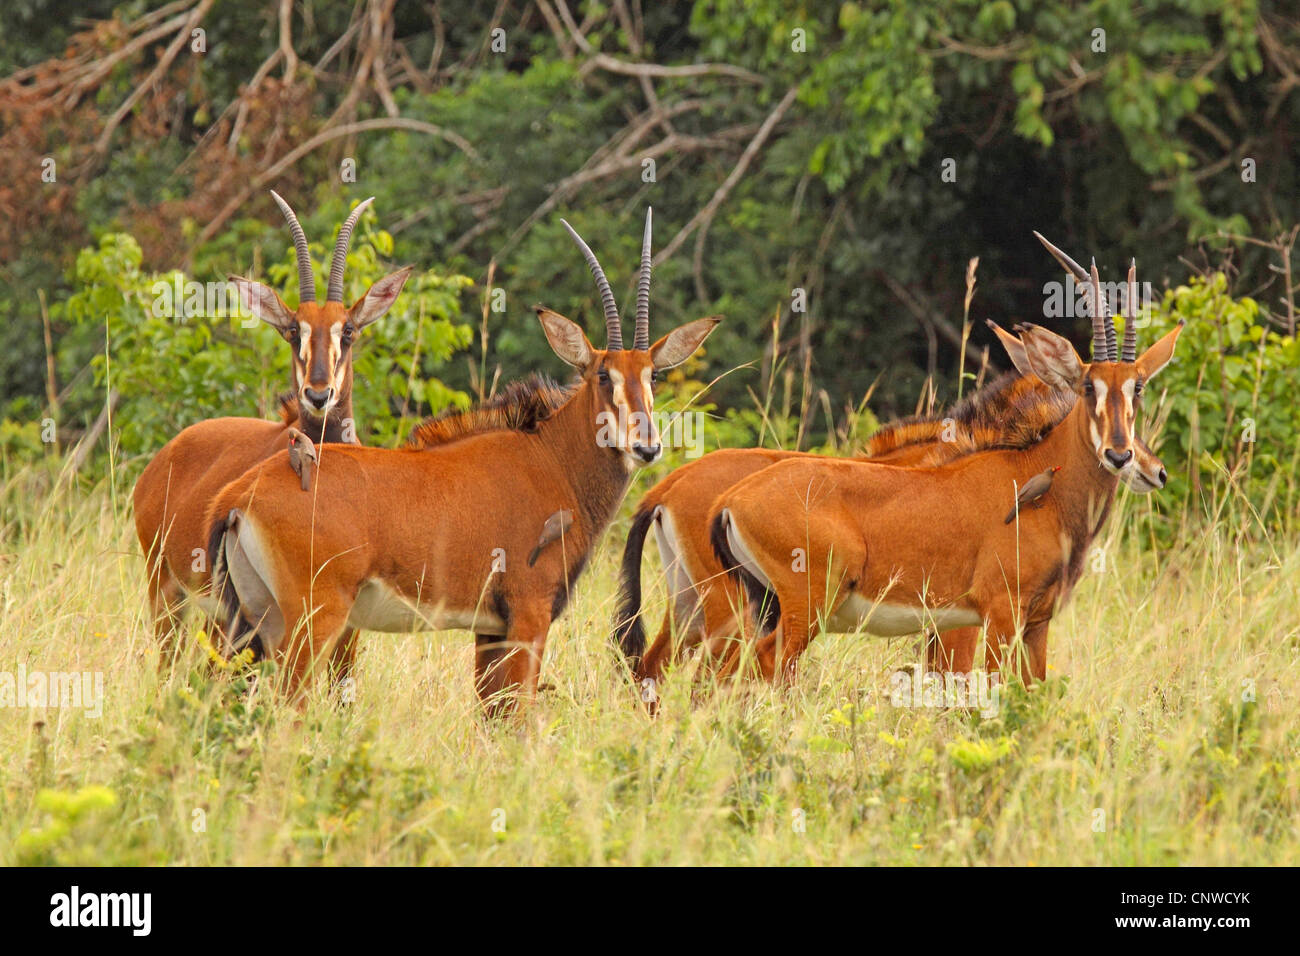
[347,579,507,635]
[825,594,982,636]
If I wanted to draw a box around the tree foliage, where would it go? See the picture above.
[1,0,1296,508]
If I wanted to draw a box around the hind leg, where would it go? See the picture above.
[277,594,355,704]
[329,628,361,682]
[638,576,737,683]
[147,565,186,670]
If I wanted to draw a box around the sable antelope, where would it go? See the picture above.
[132,193,410,669]
[206,210,720,714]
[709,239,1182,684]
[617,318,1168,688]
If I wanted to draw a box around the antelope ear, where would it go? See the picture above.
[651,316,722,370]
[229,276,296,332]
[349,266,413,329]
[987,320,1033,376]
[1135,321,1184,380]
[1014,322,1084,390]
[536,307,594,368]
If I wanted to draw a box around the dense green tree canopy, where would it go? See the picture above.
[1,0,1297,446]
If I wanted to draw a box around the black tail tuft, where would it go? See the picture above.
[709,509,780,637]
[206,509,258,658]
[614,505,656,667]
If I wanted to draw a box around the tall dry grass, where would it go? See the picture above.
[1,444,1297,865]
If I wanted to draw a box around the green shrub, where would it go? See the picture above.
[45,217,474,477]
[1138,272,1300,532]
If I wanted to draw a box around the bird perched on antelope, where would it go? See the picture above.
[286,428,318,491]
[528,509,575,567]
[1004,465,1061,524]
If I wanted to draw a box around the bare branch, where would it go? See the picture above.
[195,117,481,248]
[656,86,798,265]
[583,53,766,86]
[91,0,214,159]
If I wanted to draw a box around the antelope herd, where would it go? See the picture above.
[133,192,1182,717]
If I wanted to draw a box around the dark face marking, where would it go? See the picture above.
[289,302,354,417]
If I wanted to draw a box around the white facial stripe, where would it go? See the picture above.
[607,369,630,448]
[329,321,344,386]
[639,367,659,446]
[608,367,660,453]
[297,323,311,365]
[1121,378,1135,419]
[1093,378,1108,417]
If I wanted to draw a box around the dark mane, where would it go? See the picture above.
[276,391,298,426]
[407,374,574,448]
[864,372,1075,459]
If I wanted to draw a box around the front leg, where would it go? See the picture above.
[926,626,980,675]
[474,608,552,719]
[980,609,1051,684]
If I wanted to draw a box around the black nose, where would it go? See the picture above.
[303,386,332,409]
[632,443,661,463]
[1104,448,1133,469]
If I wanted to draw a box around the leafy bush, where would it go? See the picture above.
[44,213,474,474]
[1138,273,1300,530]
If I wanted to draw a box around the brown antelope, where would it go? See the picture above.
[132,192,410,671]
[616,319,1168,689]
[205,210,720,714]
[708,240,1182,684]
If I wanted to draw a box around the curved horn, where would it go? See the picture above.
[270,190,315,304]
[634,208,652,350]
[1121,258,1138,362]
[1091,258,1117,361]
[1088,258,1115,362]
[327,196,375,303]
[1034,230,1114,317]
[561,218,622,350]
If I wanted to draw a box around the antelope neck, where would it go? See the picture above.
[1028,395,1120,543]
[535,382,632,540]
[296,394,354,444]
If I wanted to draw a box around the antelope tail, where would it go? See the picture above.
[206,509,261,659]
[614,505,656,667]
[709,509,780,638]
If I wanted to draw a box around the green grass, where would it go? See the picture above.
[1,461,1298,866]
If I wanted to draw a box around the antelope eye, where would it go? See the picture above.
[342,325,355,342]
[1134,381,1144,397]
[287,327,299,340]
[649,369,659,384]
[1082,380,1094,395]
[597,369,611,385]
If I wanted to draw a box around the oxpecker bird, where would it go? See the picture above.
[286,427,318,491]
[528,509,575,566]
[1004,466,1061,524]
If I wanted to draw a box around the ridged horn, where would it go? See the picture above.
[1035,231,1113,362]
[561,219,622,350]
[270,190,315,304]
[1091,258,1117,361]
[1121,259,1138,362]
[327,197,374,303]
[1086,258,1114,362]
[634,208,652,350]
